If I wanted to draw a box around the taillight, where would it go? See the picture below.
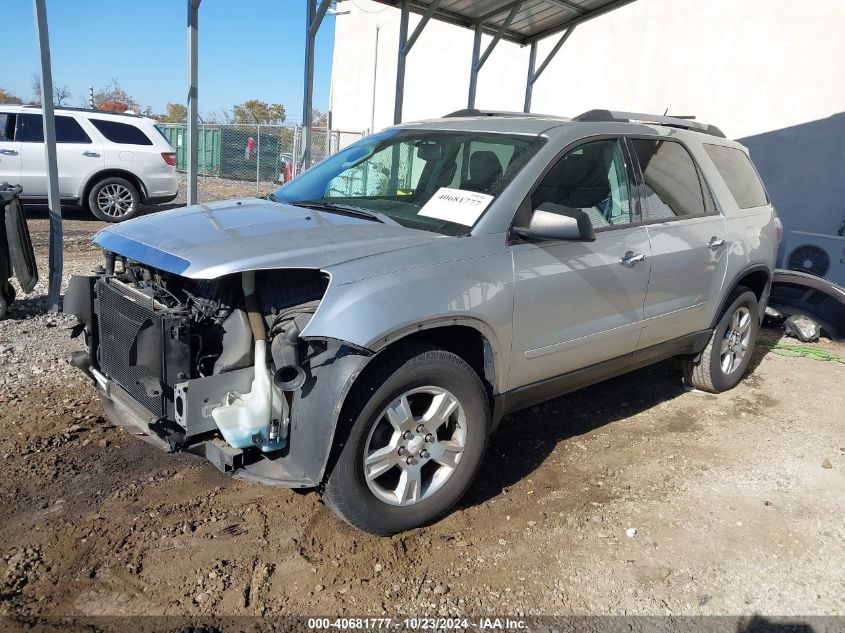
[161,152,176,166]
[774,215,783,243]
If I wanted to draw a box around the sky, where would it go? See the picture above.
[2,0,336,122]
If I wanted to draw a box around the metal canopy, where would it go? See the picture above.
[374,0,636,45]
[380,0,637,120]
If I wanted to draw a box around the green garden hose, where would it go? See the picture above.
[757,339,845,364]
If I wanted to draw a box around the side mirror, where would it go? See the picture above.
[512,203,596,242]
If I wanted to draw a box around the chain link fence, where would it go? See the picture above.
[157,123,365,201]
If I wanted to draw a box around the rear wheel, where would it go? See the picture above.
[88,177,141,222]
[683,287,759,392]
[322,343,490,535]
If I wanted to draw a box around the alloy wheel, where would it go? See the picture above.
[363,386,467,506]
[96,183,134,218]
[720,306,752,374]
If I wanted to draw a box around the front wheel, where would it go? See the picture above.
[322,344,490,535]
[88,177,141,222]
[683,287,759,393]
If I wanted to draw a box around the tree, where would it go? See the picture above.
[157,102,187,123]
[31,75,72,106]
[311,108,328,128]
[231,99,286,125]
[93,79,140,113]
[0,87,22,105]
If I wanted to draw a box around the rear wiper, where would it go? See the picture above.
[292,200,398,225]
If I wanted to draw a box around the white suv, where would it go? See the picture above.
[0,105,178,222]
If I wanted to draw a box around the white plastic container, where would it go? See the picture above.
[211,340,286,452]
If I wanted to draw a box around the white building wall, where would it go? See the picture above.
[331,0,845,240]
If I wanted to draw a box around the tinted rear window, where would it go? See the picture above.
[629,139,707,220]
[704,144,768,209]
[17,113,92,144]
[90,119,152,145]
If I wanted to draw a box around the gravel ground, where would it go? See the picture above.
[1,180,843,618]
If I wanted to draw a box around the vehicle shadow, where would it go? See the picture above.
[459,333,780,509]
[459,358,687,508]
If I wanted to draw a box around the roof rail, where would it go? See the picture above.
[21,104,143,118]
[443,108,567,120]
[572,109,726,138]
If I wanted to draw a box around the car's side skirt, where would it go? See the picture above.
[493,329,712,425]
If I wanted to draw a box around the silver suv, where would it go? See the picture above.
[66,109,779,534]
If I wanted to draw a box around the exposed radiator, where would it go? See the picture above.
[96,280,165,418]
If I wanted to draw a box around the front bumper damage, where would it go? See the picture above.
[65,272,372,488]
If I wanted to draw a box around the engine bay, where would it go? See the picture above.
[72,252,329,460]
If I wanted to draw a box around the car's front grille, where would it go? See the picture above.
[96,280,165,418]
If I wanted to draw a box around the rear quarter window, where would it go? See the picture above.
[90,119,153,145]
[704,144,769,209]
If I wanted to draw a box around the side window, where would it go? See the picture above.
[16,114,43,142]
[56,117,91,144]
[15,114,92,144]
[703,143,769,209]
[629,139,707,220]
[89,119,153,145]
[0,114,14,141]
[532,138,631,229]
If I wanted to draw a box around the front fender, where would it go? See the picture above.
[301,250,515,395]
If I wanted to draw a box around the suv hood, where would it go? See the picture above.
[94,198,445,279]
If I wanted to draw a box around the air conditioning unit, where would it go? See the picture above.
[781,231,845,286]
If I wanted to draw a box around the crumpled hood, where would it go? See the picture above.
[94,198,444,279]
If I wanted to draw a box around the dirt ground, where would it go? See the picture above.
[1,180,843,619]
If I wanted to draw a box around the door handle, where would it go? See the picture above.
[82,151,101,157]
[619,251,647,268]
[0,149,18,156]
[708,236,726,250]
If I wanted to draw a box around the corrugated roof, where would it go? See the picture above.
[372,0,636,44]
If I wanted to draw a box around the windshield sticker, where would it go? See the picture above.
[418,188,494,227]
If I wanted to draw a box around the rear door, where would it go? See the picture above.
[626,137,729,353]
[17,113,104,198]
[509,138,651,390]
[0,112,21,186]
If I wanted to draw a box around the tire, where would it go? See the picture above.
[0,291,7,320]
[87,177,141,222]
[3,283,15,306]
[322,343,491,535]
[682,286,759,393]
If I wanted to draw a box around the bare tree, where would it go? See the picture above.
[31,74,72,106]
[53,84,72,106]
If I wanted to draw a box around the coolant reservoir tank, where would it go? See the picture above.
[211,341,286,452]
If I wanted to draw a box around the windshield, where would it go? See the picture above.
[271,129,543,236]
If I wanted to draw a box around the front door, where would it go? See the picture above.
[0,112,21,187]
[626,138,729,351]
[509,138,651,391]
[17,113,103,198]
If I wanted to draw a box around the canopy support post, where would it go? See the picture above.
[394,0,441,124]
[187,0,200,206]
[302,0,332,170]
[468,2,521,109]
[33,0,61,311]
[523,26,575,113]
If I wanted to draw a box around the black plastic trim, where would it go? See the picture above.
[494,330,711,421]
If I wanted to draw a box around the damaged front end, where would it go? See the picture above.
[65,253,371,487]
